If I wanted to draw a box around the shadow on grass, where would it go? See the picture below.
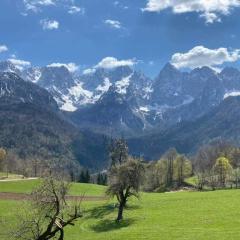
[90,218,135,232]
[86,203,141,220]
[85,204,116,219]
[125,204,141,210]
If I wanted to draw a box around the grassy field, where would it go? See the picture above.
[0,179,106,196]
[1,180,240,240]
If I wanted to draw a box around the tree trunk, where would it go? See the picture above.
[58,229,64,240]
[116,202,124,222]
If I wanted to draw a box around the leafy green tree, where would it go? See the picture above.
[107,157,144,222]
[214,157,232,187]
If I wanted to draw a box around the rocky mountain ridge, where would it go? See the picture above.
[1,60,240,137]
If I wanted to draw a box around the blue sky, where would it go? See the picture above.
[0,0,240,77]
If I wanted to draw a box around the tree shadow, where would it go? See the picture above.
[85,204,116,219]
[90,218,135,232]
[86,203,141,220]
[125,204,141,210]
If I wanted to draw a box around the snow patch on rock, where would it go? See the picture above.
[224,91,240,99]
[115,74,133,94]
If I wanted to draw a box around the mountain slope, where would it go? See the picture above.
[3,60,240,141]
[128,96,240,160]
[0,72,108,169]
[69,86,147,137]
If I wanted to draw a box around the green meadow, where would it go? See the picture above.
[0,179,106,196]
[1,180,240,240]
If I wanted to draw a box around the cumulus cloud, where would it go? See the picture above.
[171,46,240,70]
[83,57,136,74]
[0,45,8,53]
[47,62,79,72]
[40,19,59,30]
[143,0,240,23]
[104,19,122,29]
[8,58,31,70]
[68,6,85,15]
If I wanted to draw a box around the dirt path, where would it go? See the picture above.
[0,192,107,201]
[0,178,38,182]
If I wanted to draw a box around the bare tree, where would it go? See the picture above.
[207,169,218,191]
[13,176,82,240]
[232,168,240,188]
[0,148,7,174]
[194,171,206,190]
[107,157,144,222]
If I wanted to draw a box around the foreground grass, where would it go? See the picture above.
[0,179,106,196]
[1,189,240,239]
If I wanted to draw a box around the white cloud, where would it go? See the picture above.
[8,58,31,70]
[68,6,85,15]
[143,0,240,23]
[104,19,122,29]
[83,68,96,75]
[0,45,8,53]
[40,19,59,30]
[47,62,79,72]
[23,0,85,15]
[171,46,240,70]
[23,0,56,12]
[95,57,136,69]
[83,57,136,74]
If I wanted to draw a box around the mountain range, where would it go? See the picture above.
[128,96,240,160]
[1,60,240,168]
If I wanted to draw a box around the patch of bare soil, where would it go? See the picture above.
[0,192,107,201]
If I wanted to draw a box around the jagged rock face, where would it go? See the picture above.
[38,66,75,91]
[219,67,240,91]
[0,61,22,76]
[21,64,152,112]
[80,66,152,104]
[69,86,146,137]
[151,63,185,106]
[0,72,58,111]
[183,67,217,98]
[22,67,42,83]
